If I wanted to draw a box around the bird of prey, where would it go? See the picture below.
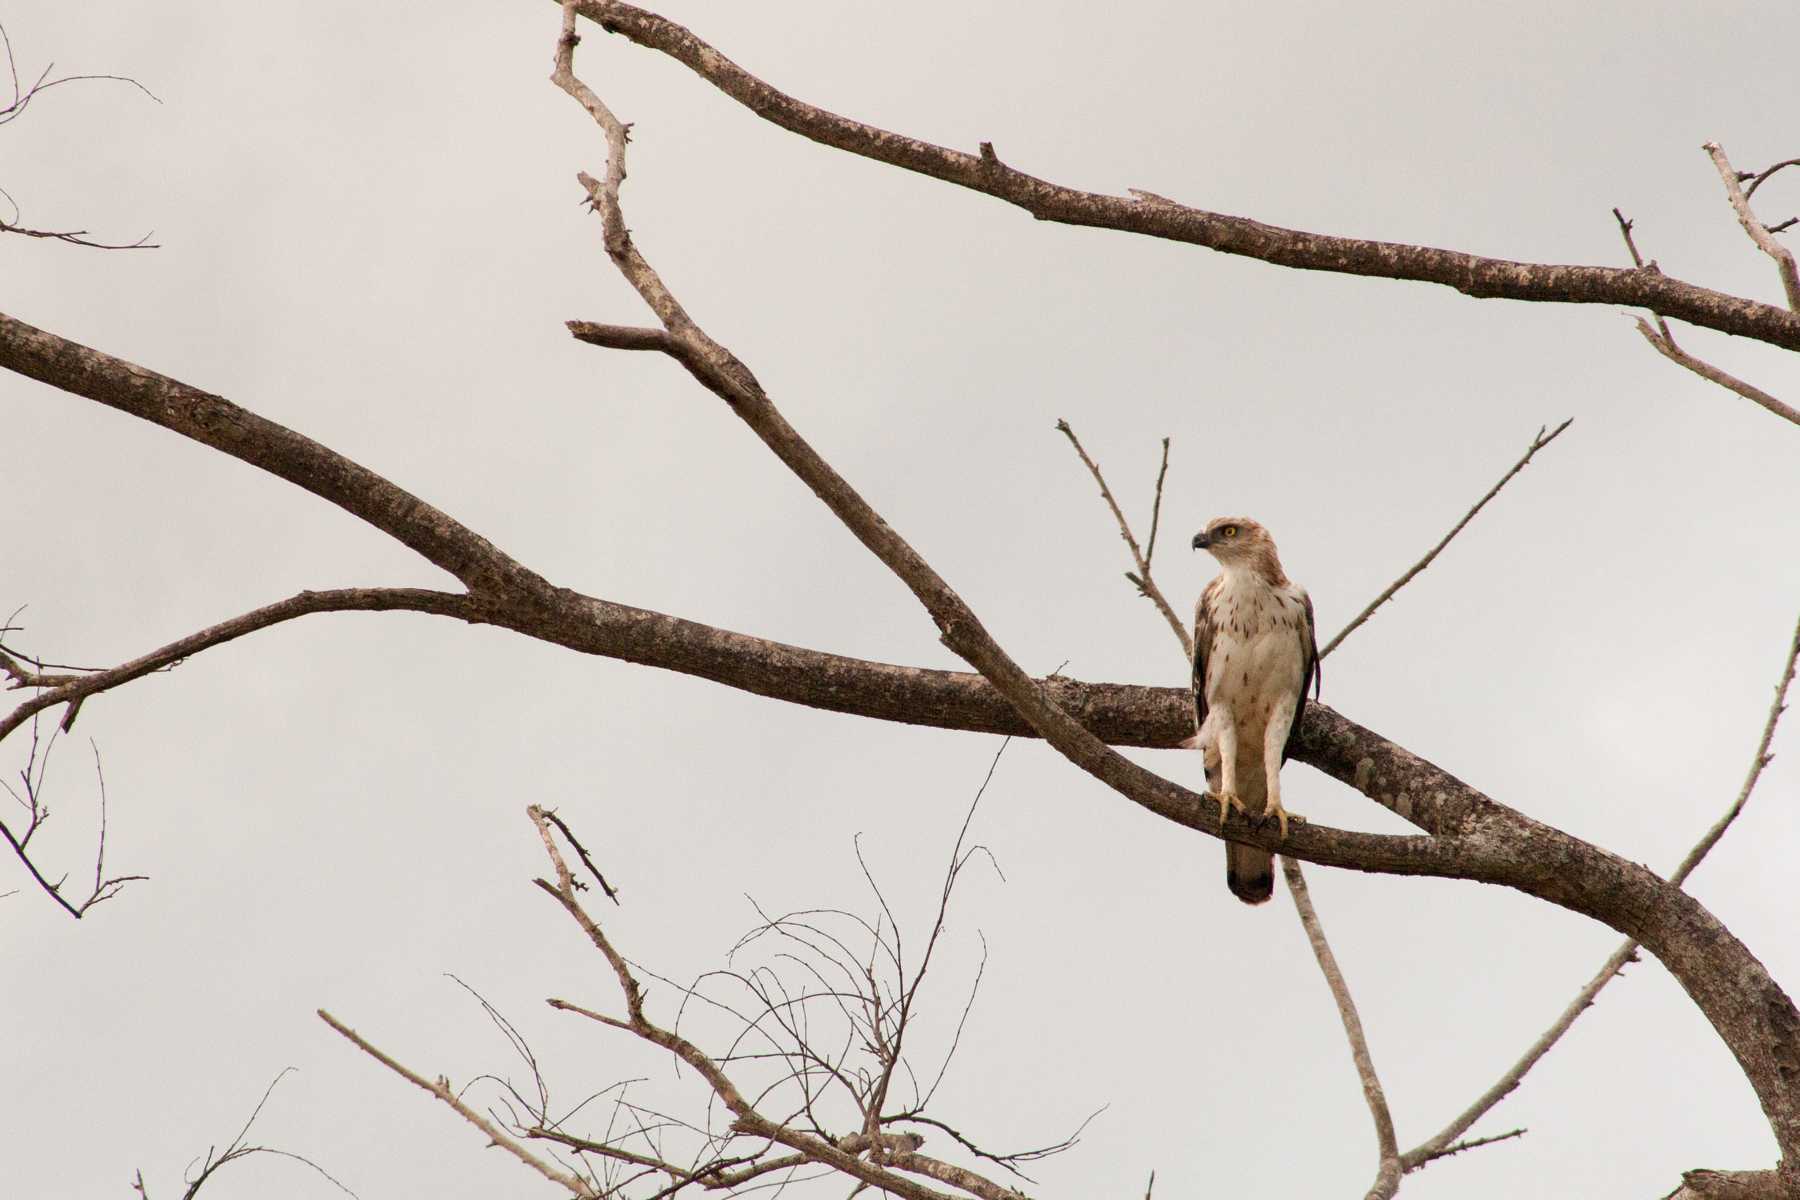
[1186,517,1321,905]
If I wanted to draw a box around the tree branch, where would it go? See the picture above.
[1705,142,1800,312]
[550,7,1800,1178]
[0,220,158,250]
[1630,318,1800,427]
[3,14,1797,1170]
[318,1008,599,1197]
[1664,1168,1788,1199]
[530,795,1007,1200]
[0,310,549,599]
[1053,420,1191,658]
[558,0,1800,353]
[1,588,478,744]
[1057,417,1411,1192]
[1280,856,1399,1199]
[1613,207,1675,342]
[1319,419,1572,658]
[1401,608,1800,1169]
[1610,207,1800,427]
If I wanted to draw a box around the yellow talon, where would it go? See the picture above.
[1263,798,1293,840]
[1214,791,1244,826]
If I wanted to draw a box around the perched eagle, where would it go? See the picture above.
[1187,517,1321,905]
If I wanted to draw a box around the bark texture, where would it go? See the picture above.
[564,0,1800,352]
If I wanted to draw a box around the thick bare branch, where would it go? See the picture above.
[1664,1168,1787,1200]
[547,7,1800,1174]
[1320,419,1572,658]
[1705,142,1800,312]
[0,310,548,598]
[1613,208,1674,343]
[558,0,1800,354]
[553,18,1800,1177]
[4,21,1798,1169]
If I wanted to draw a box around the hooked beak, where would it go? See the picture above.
[1191,530,1211,550]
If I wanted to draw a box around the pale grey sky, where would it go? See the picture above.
[5,3,1800,1198]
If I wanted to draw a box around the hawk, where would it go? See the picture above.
[1187,517,1321,905]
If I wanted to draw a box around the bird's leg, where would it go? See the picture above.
[1260,699,1300,839]
[1213,715,1244,825]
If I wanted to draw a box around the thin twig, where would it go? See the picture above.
[0,588,473,745]
[1743,157,1800,201]
[1612,206,1800,428]
[143,1068,358,1200]
[0,220,158,249]
[1402,608,1800,1168]
[318,1009,598,1197]
[1667,610,1800,889]
[1142,437,1172,572]
[1280,857,1399,1198]
[1406,1127,1525,1168]
[0,22,161,249]
[542,808,621,903]
[1320,420,1572,659]
[1631,318,1800,428]
[1053,420,1191,659]
[1705,142,1800,312]
[1612,208,1674,342]
[0,725,146,918]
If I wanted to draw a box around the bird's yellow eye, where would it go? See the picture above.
[1221,525,1239,538]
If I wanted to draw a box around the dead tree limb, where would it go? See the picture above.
[547,6,1800,1180]
[1400,608,1800,1170]
[1319,419,1572,659]
[551,1,1800,359]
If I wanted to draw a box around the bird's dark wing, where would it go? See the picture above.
[1191,577,1219,737]
[1283,588,1322,762]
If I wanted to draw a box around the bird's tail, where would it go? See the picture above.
[1203,746,1275,905]
[1225,842,1274,905]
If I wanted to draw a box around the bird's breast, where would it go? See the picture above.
[1203,582,1307,713]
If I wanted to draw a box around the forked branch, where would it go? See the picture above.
[552,0,1800,1178]
[0,720,145,918]
[1705,142,1800,312]
[0,20,161,250]
[556,0,1800,357]
[1054,420,1191,658]
[1612,207,1800,427]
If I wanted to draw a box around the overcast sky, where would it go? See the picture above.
[6,3,1800,1197]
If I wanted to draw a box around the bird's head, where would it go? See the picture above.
[1191,516,1274,565]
